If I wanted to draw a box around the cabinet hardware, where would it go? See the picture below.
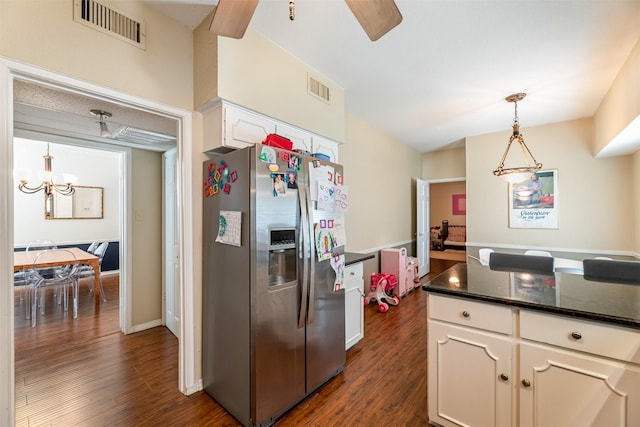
[499,373,509,381]
[570,331,582,340]
[521,379,531,387]
[462,311,470,318]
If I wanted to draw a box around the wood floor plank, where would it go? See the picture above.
[14,258,459,426]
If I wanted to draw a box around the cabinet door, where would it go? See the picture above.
[344,263,364,350]
[224,105,276,149]
[276,123,313,153]
[520,342,640,427]
[312,135,340,163]
[428,321,513,427]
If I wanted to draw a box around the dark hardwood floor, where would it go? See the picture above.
[14,258,459,426]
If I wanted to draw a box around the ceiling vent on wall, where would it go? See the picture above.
[308,75,331,104]
[73,0,146,50]
[110,126,176,146]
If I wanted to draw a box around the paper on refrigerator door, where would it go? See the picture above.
[215,210,242,247]
[330,254,345,292]
[309,163,335,202]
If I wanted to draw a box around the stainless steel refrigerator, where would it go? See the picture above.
[202,145,346,427]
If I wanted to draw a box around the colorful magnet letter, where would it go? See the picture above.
[223,183,231,194]
[230,170,238,182]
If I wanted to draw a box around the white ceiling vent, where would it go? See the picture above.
[73,0,146,50]
[308,75,331,104]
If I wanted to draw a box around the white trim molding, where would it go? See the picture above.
[0,57,198,426]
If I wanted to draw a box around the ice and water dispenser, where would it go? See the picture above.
[268,228,297,286]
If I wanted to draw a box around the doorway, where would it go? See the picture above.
[0,59,196,424]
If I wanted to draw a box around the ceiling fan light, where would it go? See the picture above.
[99,121,111,138]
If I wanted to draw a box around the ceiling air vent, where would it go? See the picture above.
[73,0,146,50]
[308,75,331,104]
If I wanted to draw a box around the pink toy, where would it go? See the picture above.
[365,273,400,313]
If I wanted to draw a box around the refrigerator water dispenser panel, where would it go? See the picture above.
[268,228,297,287]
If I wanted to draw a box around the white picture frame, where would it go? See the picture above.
[509,170,558,229]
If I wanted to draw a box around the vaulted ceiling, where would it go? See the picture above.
[144,0,640,153]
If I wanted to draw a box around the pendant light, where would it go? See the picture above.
[493,93,542,182]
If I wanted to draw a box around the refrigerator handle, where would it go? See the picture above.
[305,167,316,325]
[297,178,310,330]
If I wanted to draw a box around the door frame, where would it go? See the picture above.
[0,58,197,425]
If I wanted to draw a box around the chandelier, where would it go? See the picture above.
[17,143,75,197]
[493,93,542,181]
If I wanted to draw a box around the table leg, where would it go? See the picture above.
[92,261,101,303]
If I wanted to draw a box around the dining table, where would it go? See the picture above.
[14,247,101,304]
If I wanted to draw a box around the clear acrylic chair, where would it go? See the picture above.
[29,249,79,327]
[86,240,100,254]
[15,240,58,317]
[77,241,109,302]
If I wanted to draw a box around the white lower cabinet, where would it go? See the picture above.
[520,342,640,427]
[428,322,513,427]
[344,262,364,350]
[427,294,640,427]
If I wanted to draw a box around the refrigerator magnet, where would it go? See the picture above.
[286,170,298,189]
[272,173,286,196]
[260,146,276,163]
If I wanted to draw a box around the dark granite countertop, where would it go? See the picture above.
[422,263,640,329]
[344,252,375,266]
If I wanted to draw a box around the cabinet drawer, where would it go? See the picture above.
[428,294,513,335]
[344,262,363,280]
[520,310,640,364]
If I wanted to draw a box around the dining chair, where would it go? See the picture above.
[489,252,555,275]
[478,248,494,266]
[15,240,58,315]
[86,240,100,254]
[77,241,109,302]
[467,255,483,265]
[524,250,553,257]
[29,249,79,327]
[583,259,640,285]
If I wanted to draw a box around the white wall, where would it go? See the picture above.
[13,138,119,246]
[0,0,194,110]
[340,113,422,252]
[194,24,346,144]
[466,118,635,252]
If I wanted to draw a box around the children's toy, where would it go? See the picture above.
[365,273,400,313]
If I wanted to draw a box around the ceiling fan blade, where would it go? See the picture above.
[209,0,259,39]
[344,0,403,41]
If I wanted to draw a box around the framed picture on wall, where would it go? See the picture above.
[509,170,558,229]
[452,194,466,215]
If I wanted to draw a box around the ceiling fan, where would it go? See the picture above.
[209,0,403,41]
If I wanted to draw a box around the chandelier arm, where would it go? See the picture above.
[51,184,75,195]
[18,181,46,194]
[518,136,543,169]
[493,135,517,175]
[516,137,532,168]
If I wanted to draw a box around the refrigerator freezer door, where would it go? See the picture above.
[253,146,306,425]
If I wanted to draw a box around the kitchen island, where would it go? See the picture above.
[422,263,640,427]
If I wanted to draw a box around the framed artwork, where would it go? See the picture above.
[452,194,466,215]
[509,170,558,229]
